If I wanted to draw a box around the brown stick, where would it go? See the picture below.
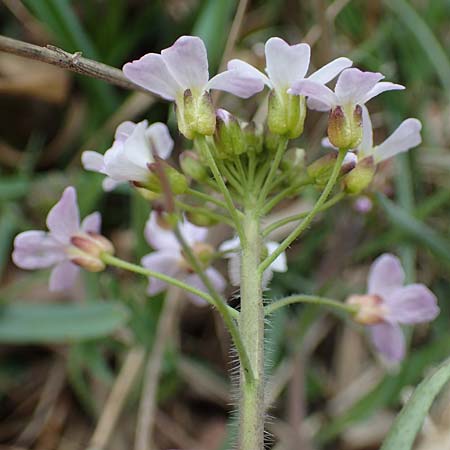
[0,35,150,94]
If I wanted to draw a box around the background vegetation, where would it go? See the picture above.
[0,0,449,449]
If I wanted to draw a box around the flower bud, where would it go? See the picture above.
[177,90,216,139]
[146,161,189,195]
[307,152,356,186]
[242,122,263,154]
[328,105,363,150]
[342,157,375,195]
[347,294,386,325]
[213,109,246,159]
[264,130,280,153]
[268,92,306,139]
[280,148,306,172]
[180,151,209,181]
[69,232,114,272]
[186,211,218,227]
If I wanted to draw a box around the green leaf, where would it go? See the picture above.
[381,358,450,450]
[376,193,450,266]
[0,302,129,343]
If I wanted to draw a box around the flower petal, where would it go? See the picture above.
[146,122,174,160]
[289,79,336,109]
[307,97,333,111]
[218,236,241,256]
[46,187,80,244]
[141,251,180,295]
[358,106,374,158]
[265,38,310,90]
[49,260,80,292]
[81,212,101,234]
[12,230,65,269]
[368,253,405,298]
[369,321,405,363]
[123,53,180,101]
[81,151,106,174]
[373,118,422,163]
[144,212,180,251]
[104,121,152,183]
[308,57,353,84]
[184,267,226,305]
[178,219,209,246]
[385,284,439,324]
[207,69,265,98]
[102,177,121,191]
[265,242,287,272]
[335,68,384,105]
[161,36,209,91]
[227,59,270,86]
[227,253,241,286]
[115,121,137,142]
[362,81,405,104]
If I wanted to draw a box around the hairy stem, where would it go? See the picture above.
[101,253,239,319]
[265,294,357,316]
[239,206,265,450]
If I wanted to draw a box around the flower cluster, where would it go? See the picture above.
[12,34,438,365]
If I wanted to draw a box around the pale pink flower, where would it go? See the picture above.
[349,254,439,363]
[82,120,173,189]
[122,36,264,102]
[142,212,225,305]
[12,187,102,292]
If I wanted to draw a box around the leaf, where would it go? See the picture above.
[380,358,450,450]
[0,302,129,343]
[376,193,450,266]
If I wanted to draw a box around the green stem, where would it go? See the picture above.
[259,148,347,274]
[262,193,344,238]
[175,200,234,226]
[101,253,239,320]
[172,225,254,383]
[261,177,313,215]
[197,136,246,242]
[258,136,288,204]
[186,187,228,209]
[239,206,265,450]
[265,294,357,316]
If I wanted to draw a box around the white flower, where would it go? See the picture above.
[82,120,173,189]
[219,236,287,287]
[141,212,225,305]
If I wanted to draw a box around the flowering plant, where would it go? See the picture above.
[12,35,439,450]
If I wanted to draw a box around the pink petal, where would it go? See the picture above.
[368,253,405,298]
[207,69,265,98]
[385,284,439,324]
[123,53,180,101]
[46,187,80,245]
[369,321,405,363]
[184,267,226,306]
[373,118,422,163]
[265,38,310,90]
[308,57,353,84]
[358,106,374,157]
[81,212,101,234]
[335,68,384,105]
[178,220,209,247]
[144,212,180,251]
[362,81,405,104]
[12,230,65,269]
[141,251,180,295]
[289,79,336,109]
[161,36,209,91]
[227,59,269,85]
[49,260,80,292]
[146,122,174,160]
[102,177,121,192]
[307,97,333,111]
